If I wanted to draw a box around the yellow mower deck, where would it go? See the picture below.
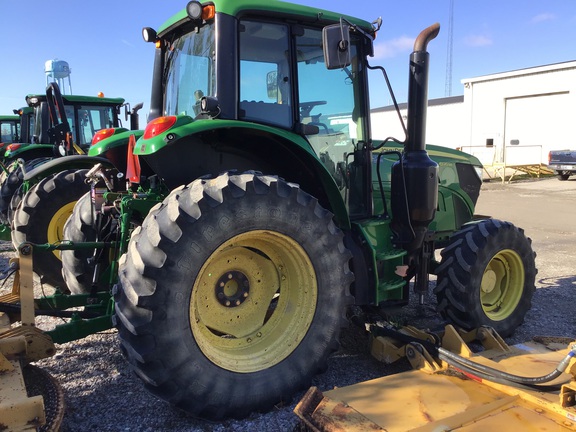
[295,326,576,431]
[0,252,64,432]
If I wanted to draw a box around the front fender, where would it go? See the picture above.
[23,155,113,182]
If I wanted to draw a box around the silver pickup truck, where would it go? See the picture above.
[548,150,576,180]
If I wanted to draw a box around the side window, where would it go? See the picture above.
[296,29,358,177]
[239,20,292,128]
[296,28,366,216]
[297,27,359,150]
[76,106,116,145]
[65,106,77,144]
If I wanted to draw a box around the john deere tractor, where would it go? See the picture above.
[2,83,143,289]
[5,0,536,422]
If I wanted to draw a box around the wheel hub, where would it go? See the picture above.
[481,269,497,294]
[215,270,250,307]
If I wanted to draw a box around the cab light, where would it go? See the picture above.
[98,92,105,98]
[92,128,115,145]
[143,116,177,139]
[202,5,215,20]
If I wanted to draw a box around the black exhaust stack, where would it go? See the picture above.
[391,23,440,256]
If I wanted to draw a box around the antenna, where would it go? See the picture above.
[444,0,454,97]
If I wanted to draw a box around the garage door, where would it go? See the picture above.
[504,92,571,165]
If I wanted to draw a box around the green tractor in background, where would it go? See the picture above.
[6,0,536,422]
[1,84,143,289]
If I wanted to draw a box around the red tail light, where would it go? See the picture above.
[92,128,116,145]
[143,116,177,139]
[6,143,21,152]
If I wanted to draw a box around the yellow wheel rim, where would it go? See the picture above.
[480,249,524,321]
[190,230,317,373]
[47,201,77,260]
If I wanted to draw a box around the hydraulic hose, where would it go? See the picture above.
[439,344,576,386]
[370,323,575,388]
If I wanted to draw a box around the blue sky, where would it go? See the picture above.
[1,1,575,117]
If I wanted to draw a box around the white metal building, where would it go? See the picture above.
[370,95,465,150]
[370,60,576,169]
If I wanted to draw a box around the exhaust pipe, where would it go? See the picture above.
[407,23,440,153]
[391,23,440,255]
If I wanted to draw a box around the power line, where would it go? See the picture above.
[445,0,454,97]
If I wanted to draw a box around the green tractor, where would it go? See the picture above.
[7,0,536,422]
[3,91,127,162]
[2,84,143,289]
[0,87,137,227]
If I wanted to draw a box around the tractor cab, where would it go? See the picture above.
[0,115,21,144]
[140,1,374,220]
[3,92,126,162]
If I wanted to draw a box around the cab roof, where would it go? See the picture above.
[25,93,125,107]
[158,0,374,36]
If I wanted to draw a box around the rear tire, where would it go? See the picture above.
[0,158,51,224]
[115,172,353,420]
[12,169,90,289]
[435,219,536,337]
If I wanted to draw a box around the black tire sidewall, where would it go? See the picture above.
[12,169,90,288]
[117,173,352,419]
[435,219,536,337]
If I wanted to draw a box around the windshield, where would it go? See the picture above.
[164,23,216,117]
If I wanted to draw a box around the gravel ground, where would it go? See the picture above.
[2,176,575,431]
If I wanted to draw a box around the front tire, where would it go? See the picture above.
[434,219,536,337]
[12,169,91,289]
[62,191,116,294]
[115,172,353,420]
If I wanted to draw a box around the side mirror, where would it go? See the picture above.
[322,23,351,70]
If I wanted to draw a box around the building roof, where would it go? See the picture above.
[372,95,464,113]
[461,60,576,85]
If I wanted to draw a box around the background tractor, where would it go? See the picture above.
[2,0,537,425]
[1,84,143,290]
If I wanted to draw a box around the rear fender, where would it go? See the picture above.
[137,117,350,229]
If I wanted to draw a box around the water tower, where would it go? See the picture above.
[45,59,72,94]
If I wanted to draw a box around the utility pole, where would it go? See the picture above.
[445,0,454,97]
